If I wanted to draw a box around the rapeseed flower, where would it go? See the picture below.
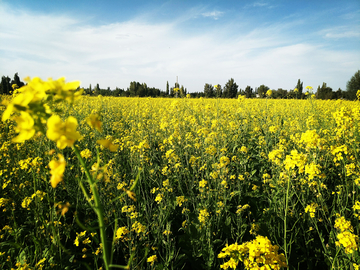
[336,231,359,254]
[47,115,82,149]
[116,226,129,240]
[97,139,118,152]
[147,255,157,266]
[305,203,318,218]
[86,114,102,132]
[334,215,359,254]
[49,154,66,188]
[198,209,210,224]
[12,112,36,142]
[218,235,287,270]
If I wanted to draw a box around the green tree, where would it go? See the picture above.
[244,85,253,98]
[257,85,269,98]
[295,79,303,98]
[11,73,25,89]
[316,82,333,100]
[214,84,222,98]
[180,85,186,97]
[223,78,238,98]
[274,88,288,99]
[166,81,169,96]
[204,83,215,98]
[0,76,11,95]
[346,70,360,100]
[94,83,100,96]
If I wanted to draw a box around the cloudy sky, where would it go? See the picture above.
[0,0,359,92]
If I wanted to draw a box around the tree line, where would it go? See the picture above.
[1,70,359,100]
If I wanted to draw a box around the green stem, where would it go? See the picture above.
[73,145,110,270]
[284,175,291,266]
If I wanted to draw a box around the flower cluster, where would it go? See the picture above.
[218,235,288,269]
[2,77,82,143]
[334,215,359,254]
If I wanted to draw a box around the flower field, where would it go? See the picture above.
[0,78,359,269]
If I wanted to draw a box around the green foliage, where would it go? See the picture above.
[256,85,270,98]
[204,83,215,98]
[317,82,334,100]
[346,70,360,100]
[244,85,253,98]
[222,78,238,98]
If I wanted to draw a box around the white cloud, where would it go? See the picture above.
[245,2,276,9]
[201,10,224,20]
[252,2,268,7]
[324,30,360,39]
[0,3,358,92]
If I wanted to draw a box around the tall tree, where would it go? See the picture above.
[295,79,303,98]
[244,85,253,98]
[346,70,360,100]
[166,81,169,96]
[180,85,186,97]
[214,84,222,98]
[316,82,333,100]
[203,83,215,98]
[257,85,269,98]
[0,76,11,95]
[94,83,100,96]
[11,73,25,89]
[223,78,238,98]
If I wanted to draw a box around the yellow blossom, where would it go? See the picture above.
[47,115,82,149]
[198,209,210,224]
[147,255,157,266]
[116,226,129,240]
[86,114,102,132]
[12,111,36,142]
[97,139,119,152]
[49,154,66,188]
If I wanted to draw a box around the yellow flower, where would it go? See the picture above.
[132,221,146,234]
[21,196,33,209]
[49,154,66,188]
[58,202,70,216]
[198,209,209,224]
[220,156,230,167]
[176,196,187,207]
[305,163,321,180]
[336,231,359,254]
[126,190,137,202]
[266,89,273,97]
[155,193,163,204]
[305,86,313,92]
[80,149,92,159]
[147,255,157,266]
[116,226,129,240]
[305,203,318,218]
[47,115,82,149]
[12,112,36,143]
[86,114,102,132]
[334,216,353,232]
[46,77,82,102]
[199,179,207,188]
[218,235,287,270]
[97,139,118,152]
[74,231,86,246]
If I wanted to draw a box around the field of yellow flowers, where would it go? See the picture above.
[0,78,359,270]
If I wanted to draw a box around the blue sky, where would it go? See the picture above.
[0,0,359,92]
